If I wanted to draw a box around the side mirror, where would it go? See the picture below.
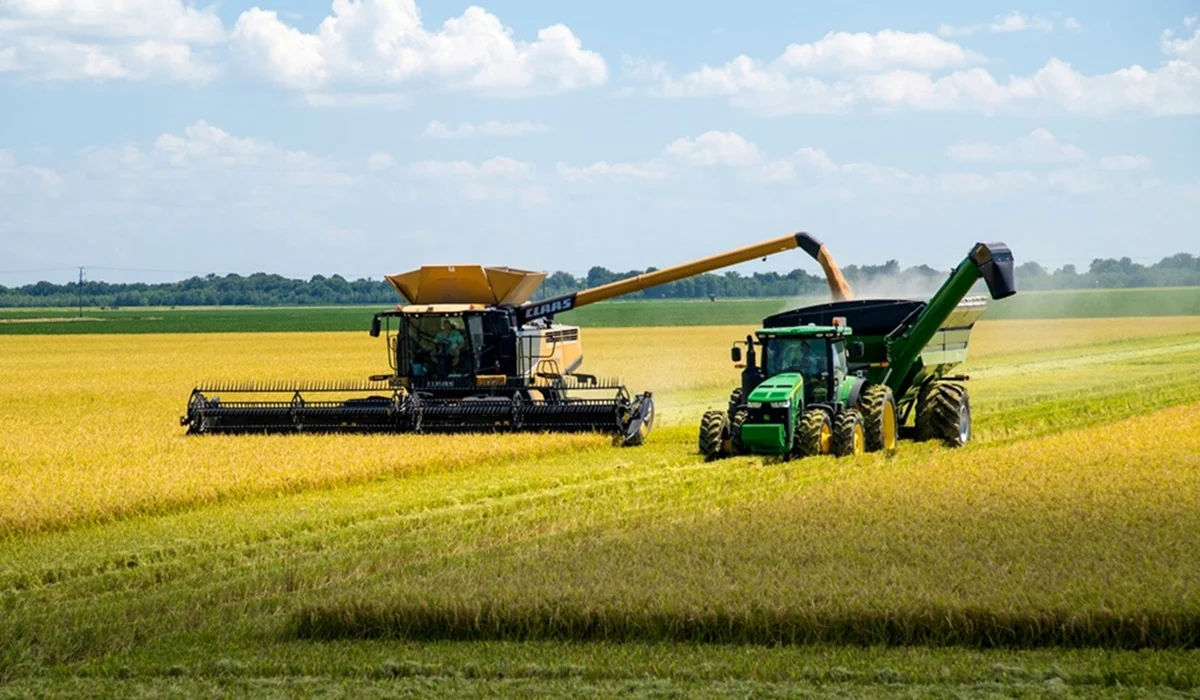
[369,316,382,338]
[849,341,865,359]
[730,346,742,363]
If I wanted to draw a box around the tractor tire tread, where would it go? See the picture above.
[793,408,830,458]
[833,409,866,457]
[858,384,897,453]
[699,410,728,460]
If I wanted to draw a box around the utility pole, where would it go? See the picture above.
[78,266,84,318]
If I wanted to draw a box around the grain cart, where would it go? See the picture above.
[699,241,1015,459]
[182,232,850,445]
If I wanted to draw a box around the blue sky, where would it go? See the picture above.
[0,0,1197,286]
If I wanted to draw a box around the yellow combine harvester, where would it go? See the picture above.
[181,232,851,445]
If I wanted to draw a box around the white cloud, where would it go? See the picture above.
[948,128,1085,163]
[938,11,1056,38]
[232,0,607,95]
[666,131,762,167]
[410,156,535,180]
[368,153,394,170]
[424,120,550,139]
[655,53,1200,116]
[0,0,222,81]
[1161,23,1200,63]
[0,148,61,192]
[1064,17,1083,32]
[556,160,666,181]
[774,30,976,73]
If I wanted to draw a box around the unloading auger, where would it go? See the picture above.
[181,232,849,445]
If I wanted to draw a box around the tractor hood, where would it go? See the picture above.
[748,374,803,403]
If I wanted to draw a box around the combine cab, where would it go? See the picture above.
[183,232,851,446]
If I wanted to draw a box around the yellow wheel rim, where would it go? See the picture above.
[882,401,897,451]
[819,421,832,455]
[853,424,865,456]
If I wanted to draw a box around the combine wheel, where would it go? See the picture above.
[698,410,730,460]
[858,385,898,453]
[727,388,745,417]
[916,383,971,447]
[793,408,832,458]
[833,410,866,457]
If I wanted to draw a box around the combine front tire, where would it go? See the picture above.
[793,409,832,458]
[916,382,971,447]
[833,410,866,457]
[699,410,730,460]
[859,385,898,453]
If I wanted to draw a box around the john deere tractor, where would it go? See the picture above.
[699,241,1016,460]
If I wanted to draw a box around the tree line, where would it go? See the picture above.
[2,254,1197,308]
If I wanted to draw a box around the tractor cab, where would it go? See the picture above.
[733,320,857,410]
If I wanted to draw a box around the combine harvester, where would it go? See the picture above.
[699,241,1016,459]
[181,232,851,446]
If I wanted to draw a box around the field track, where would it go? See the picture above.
[2,317,1199,695]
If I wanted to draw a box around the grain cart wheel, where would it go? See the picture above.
[793,408,832,458]
[727,388,745,417]
[698,410,730,460]
[916,382,971,448]
[833,410,866,457]
[859,385,898,453]
[730,408,748,455]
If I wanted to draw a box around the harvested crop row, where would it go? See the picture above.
[291,403,1200,649]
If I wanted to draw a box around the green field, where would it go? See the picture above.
[2,318,1200,696]
[2,286,1198,334]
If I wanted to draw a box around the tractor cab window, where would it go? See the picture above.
[766,338,828,380]
[404,315,472,380]
[831,340,848,383]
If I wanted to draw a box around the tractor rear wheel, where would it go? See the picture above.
[698,410,729,460]
[728,388,745,417]
[916,382,971,447]
[859,385,898,453]
[833,409,866,457]
[793,408,832,458]
[730,408,748,455]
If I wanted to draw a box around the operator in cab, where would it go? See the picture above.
[434,318,466,374]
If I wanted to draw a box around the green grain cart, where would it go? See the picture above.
[699,241,1016,459]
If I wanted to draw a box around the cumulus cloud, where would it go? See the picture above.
[424,120,550,139]
[938,11,1056,38]
[654,55,1200,116]
[368,153,394,170]
[948,128,1085,163]
[665,131,762,167]
[232,0,607,95]
[0,0,223,81]
[1161,21,1200,63]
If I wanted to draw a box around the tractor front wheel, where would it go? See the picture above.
[730,408,748,455]
[833,409,866,457]
[793,408,832,458]
[699,410,730,460]
[859,385,898,453]
[727,388,745,418]
[916,382,971,447]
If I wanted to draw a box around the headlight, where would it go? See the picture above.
[747,401,763,408]
[769,401,791,408]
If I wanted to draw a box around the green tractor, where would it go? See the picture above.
[699,241,1016,460]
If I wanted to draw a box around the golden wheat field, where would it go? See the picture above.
[2,317,1200,695]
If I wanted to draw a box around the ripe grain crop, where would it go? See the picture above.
[2,319,1200,534]
[293,403,1200,649]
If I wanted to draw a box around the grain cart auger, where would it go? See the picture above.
[181,232,843,445]
[699,241,1015,460]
